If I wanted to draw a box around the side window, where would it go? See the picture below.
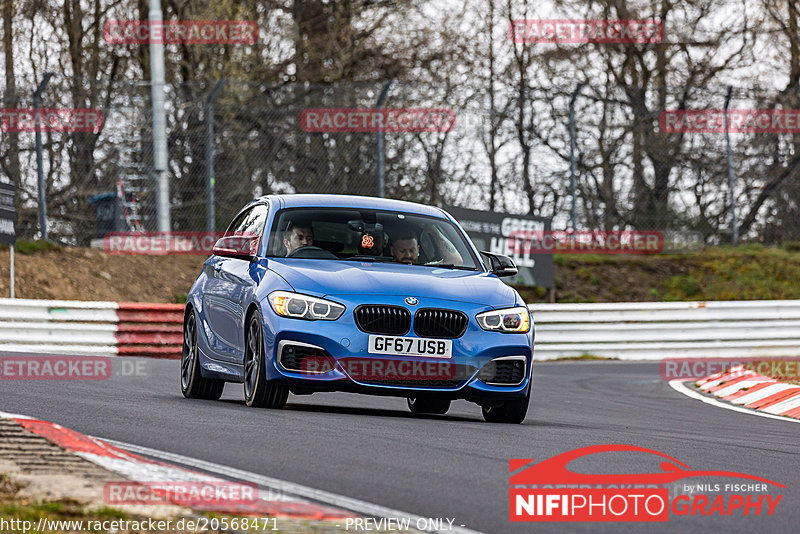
[225,212,248,236]
[418,231,437,263]
[226,205,269,239]
[245,205,269,239]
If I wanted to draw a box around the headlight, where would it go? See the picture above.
[476,306,530,333]
[268,291,345,321]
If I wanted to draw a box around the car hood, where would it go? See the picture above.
[267,258,517,307]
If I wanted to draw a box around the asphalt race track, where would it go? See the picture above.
[1,359,797,533]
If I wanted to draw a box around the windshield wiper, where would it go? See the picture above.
[424,263,479,271]
[341,255,395,262]
[342,257,478,270]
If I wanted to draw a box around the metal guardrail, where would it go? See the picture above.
[0,299,118,356]
[530,300,800,360]
[0,299,183,358]
[1,298,799,361]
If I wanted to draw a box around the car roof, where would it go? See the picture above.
[252,194,448,218]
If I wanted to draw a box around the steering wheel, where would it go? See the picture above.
[286,246,338,259]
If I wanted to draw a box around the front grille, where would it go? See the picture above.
[354,305,411,335]
[413,309,468,339]
[478,358,526,385]
[279,343,333,373]
[358,364,477,389]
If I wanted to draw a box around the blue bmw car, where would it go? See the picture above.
[181,194,534,423]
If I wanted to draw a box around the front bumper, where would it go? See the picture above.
[260,294,534,401]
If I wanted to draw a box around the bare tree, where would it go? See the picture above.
[1,0,22,214]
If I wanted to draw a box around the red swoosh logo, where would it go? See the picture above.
[510,444,785,488]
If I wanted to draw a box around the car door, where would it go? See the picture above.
[203,204,269,362]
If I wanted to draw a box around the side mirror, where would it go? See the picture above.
[212,234,260,261]
[480,251,518,277]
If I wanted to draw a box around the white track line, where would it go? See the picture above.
[0,410,34,420]
[101,438,483,534]
[668,380,800,424]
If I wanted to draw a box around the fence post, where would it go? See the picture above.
[205,79,227,233]
[569,82,585,232]
[9,244,14,298]
[33,72,54,241]
[723,86,738,245]
[149,0,170,232]
[375,80,392,198]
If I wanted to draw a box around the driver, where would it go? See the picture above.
[283,221,314,255]
[390,232,419,264]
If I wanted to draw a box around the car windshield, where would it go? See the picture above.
[267,208,480,270]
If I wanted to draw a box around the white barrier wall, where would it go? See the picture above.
[1,298,799,361]
[0,299,184,358]
[530,300,800,360]
[0,299,119,356]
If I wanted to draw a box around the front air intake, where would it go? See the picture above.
[354,305,411,335]
[413,309,468,339]
[278,341,334,374]
[478,357,526,385]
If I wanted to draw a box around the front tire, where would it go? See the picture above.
[244,310,288,409]
[407,396,451,415]
[181,310,224,400]
[481,388,530,424]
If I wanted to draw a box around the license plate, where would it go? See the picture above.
[368,335,452,358]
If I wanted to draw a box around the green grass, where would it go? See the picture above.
[2,501,61,519]
[0,474,129,524]
[92,506,127,519]
[663,275,702,300]
[522,245,800,303]
[0,476,338,533]
[681,246,800,301]
[0,240,61,254]
[0,501,80,522]
[0,501,128,520]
